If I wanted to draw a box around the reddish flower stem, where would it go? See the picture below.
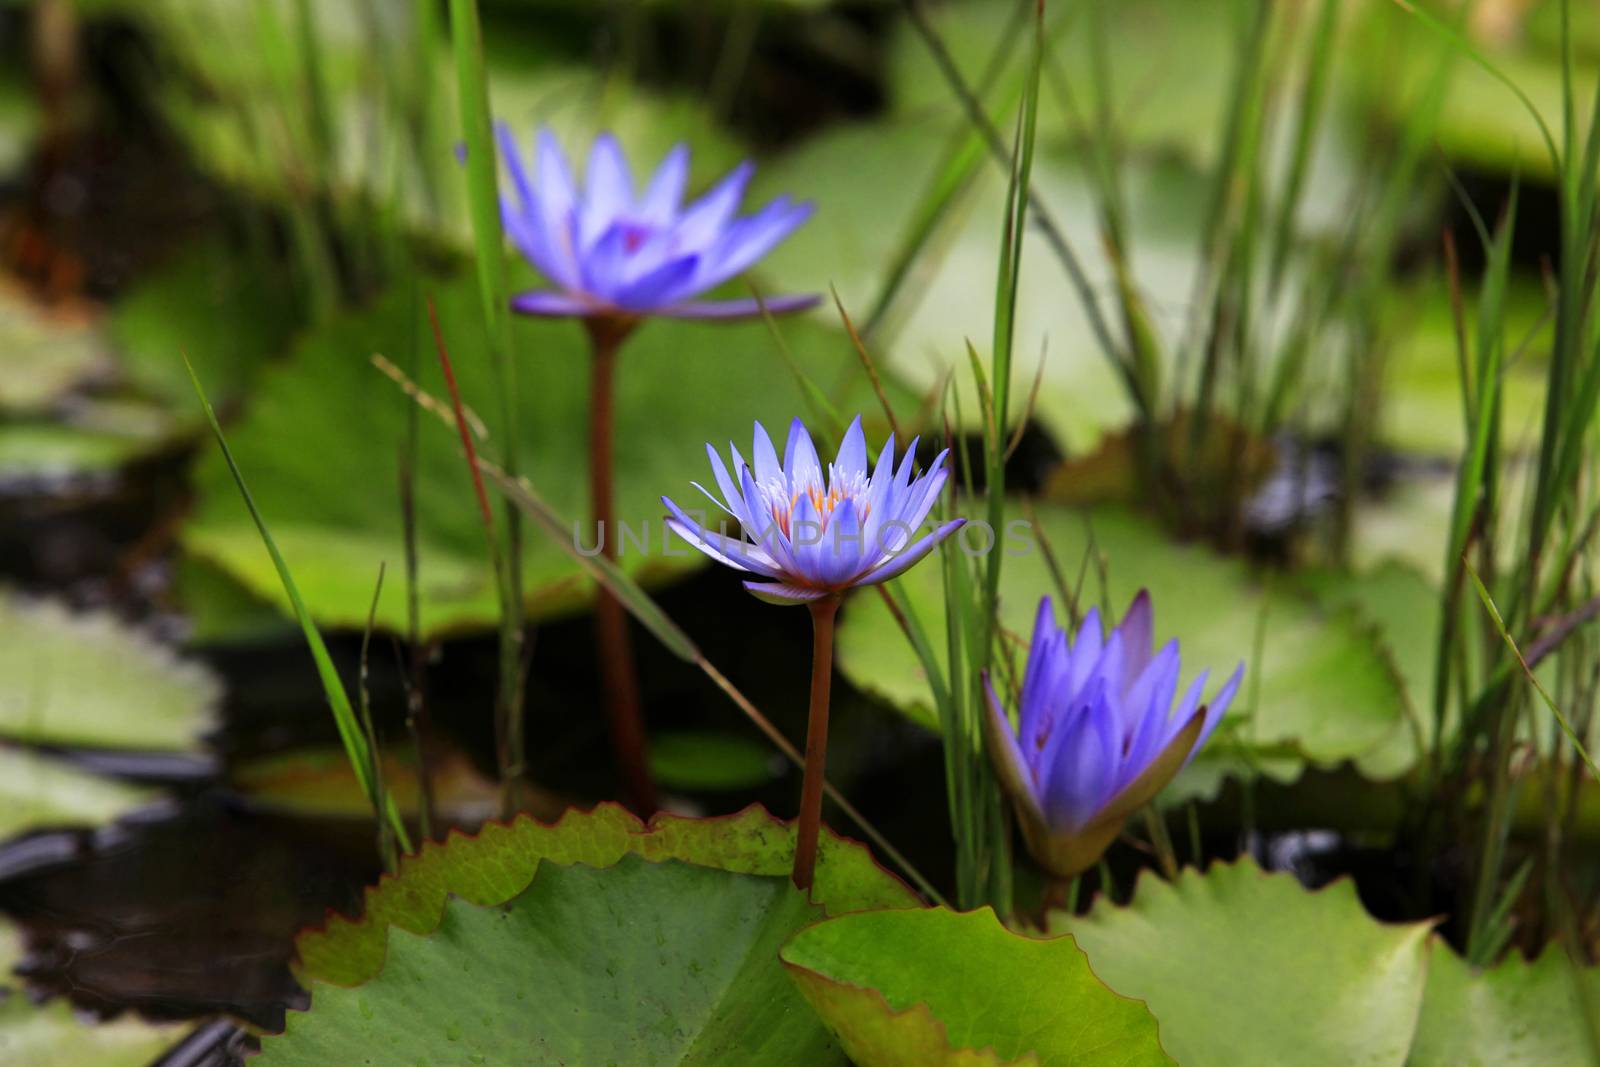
[586,317,658,815]
[793,594,841,892]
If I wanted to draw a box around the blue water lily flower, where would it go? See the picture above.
[985,592,1244,878]
[663,415,964,605]
[497,126,818,322]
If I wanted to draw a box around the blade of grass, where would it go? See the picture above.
[185,353,411,859]
[448,0,527,816]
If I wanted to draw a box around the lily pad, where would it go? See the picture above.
[183,271,899,635]
[1409,943,1600,1067]
[0,594,219,751]
[109,237,300,411]
[781,906,1171,1066]
[889,0,1237,167]
[649,730,781,792]
[0,914,184,1067]
[1052,857,1434,1067]
[0,745,160,838]
[230,746,504,823]
[1381,277,1553,457]
[0,288,110,415]
[756,120,1201,455]
[836,504,1411,775]
[0,996,184,1067]
[295,803,919,988]
[266,857,844,1066]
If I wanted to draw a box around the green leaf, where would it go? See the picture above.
[649,730,780,792]
[1408,944,1600,1067]
[0,594,219,751]
[0,289,111,414]
[184,271,900,635]
[1052,857,1434,1067]
[0,997,184,1067]
[295,803,920,988]
[0,914,185,1067]
[0,746,160,838]
[110,237,300,411]
[838,505,1410,773]
[781,907,1171,1066]
[1381,277,1553,457]
[265,857,844,1066]
[889,0,1237,167]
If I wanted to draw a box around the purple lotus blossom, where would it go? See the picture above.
[663,415,964,606]
[496,126,818,323]
[985,593,1244,878]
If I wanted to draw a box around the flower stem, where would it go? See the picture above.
[586,318,657,815]
[794,595,841,892]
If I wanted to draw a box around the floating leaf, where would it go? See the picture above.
[266,857,844,1066]
[0,595,219,751]
[650,731,781,792]
[0,288,110,414]
[0,746,160,838]
[0,914,184,1067]
[109,237,300,411]
[295,803,919,988]
[0,997,184,1067]
[837,505,1410,775]
[1052,857,1433,1067]
[1409,943,1600,1067]
[184,271,901,635]
[781,907,1171,1066]
[230,746,504,823]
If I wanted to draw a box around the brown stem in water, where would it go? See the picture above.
[586,317,657,815]
[793,595,841,892]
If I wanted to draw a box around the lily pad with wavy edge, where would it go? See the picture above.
[1409,943,1600,1067]
[265,857,846,1066]
[837,504,1411,775]
[183,271,903,635]
[0,746,160,838]
[294,803,920,988]
[1050,857,1434,1067]
[0,594,219,751]
[0,915,184,1067]
[781,906,1171,1066]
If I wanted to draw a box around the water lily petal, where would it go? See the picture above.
[859,518,965,587]
[639,143,689,226]
[751,420,782,490]
[672,160,754,251]
[784,416,823,493]
[651,293,819,320]
[534,129,580,278]
[690,198,815,293]
[579,133,634,250]
[742,580,828,606]
[1189,662,1246,762]
[616,254,700,310]
[510,290,598,317]
[662,504,782,579]
[834,415,867,482]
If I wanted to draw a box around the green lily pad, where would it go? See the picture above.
[0,289,110,415]
[295,803,919,988]
[0,914,184,1067]
[1381,277,1553,457]
[756,121,1201,455]
[183,271,897,635]
[109,237,300,411]
[837,504,1410,774]
[1052,857,1434,1067]
[266,857,844,1066]
[0,996,184,1067]
[649,730,781,792]
[889,0,1237,167]
[0,594,219,751]
[1348,0,1600,182]
[781,906,1171,1066]
[1409,943,1600,1067]
[0,746,160,838]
